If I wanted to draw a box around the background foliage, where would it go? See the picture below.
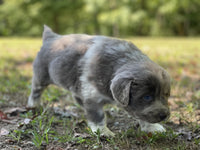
[0,0,200,37]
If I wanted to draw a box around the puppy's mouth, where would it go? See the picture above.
[137,112,170,123]
[126,108,170,123]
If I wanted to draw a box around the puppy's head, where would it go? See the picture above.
[111,62,171,123]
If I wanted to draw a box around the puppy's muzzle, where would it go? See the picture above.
[158,111,169,121]
[139,107,170,123]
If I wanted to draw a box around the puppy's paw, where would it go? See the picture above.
[141,123,166,133]
[27,96,41,108]
[100,126,115,137]
[88,122,115,137]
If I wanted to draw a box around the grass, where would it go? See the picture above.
[0,37,200,149]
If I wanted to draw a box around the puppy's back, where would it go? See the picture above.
[35,26,95,92]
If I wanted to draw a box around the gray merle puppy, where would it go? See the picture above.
[28,25,171,136]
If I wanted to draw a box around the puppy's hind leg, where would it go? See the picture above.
[27,75,48,108]
[84,99,115,137]
[74,96,84,107]
[27,60,50,108]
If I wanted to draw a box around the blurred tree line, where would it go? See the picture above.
[0,0,200,37]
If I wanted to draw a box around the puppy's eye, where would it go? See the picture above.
[143,95,153,102]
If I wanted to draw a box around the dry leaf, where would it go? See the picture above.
[0,110,8,120]
[74,133,91,138]
[1,119,16,124]
[0,128,9,136]
[4,107,27,116]
[24,118,31,124]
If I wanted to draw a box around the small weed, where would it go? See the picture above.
[194,138,200,145]
[42,86,70,102]
[106,138,120,150]
[9,109,56,148]
[31,131,44,148]
[56,127,75,143]
[20,110,34,118]
[0,99,6,104]
[9,130,22,143]
[94,129,101,143]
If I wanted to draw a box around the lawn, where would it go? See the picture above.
[0,37,200,149]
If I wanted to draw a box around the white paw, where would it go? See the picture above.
[88,121,115,137]
[139,121,166,133]
[27,96,40,108]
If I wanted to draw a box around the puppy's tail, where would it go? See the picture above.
[43,25,58,41]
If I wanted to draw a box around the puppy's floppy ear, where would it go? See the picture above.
[110,77,133,107]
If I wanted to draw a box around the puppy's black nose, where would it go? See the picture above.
[159,113,167,121]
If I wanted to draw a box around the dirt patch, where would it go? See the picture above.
[1,99,200,150]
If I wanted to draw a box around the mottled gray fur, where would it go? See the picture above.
[28,25,171,135]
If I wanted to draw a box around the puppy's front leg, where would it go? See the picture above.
[139,120,166,133]
[84,99,115,137]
